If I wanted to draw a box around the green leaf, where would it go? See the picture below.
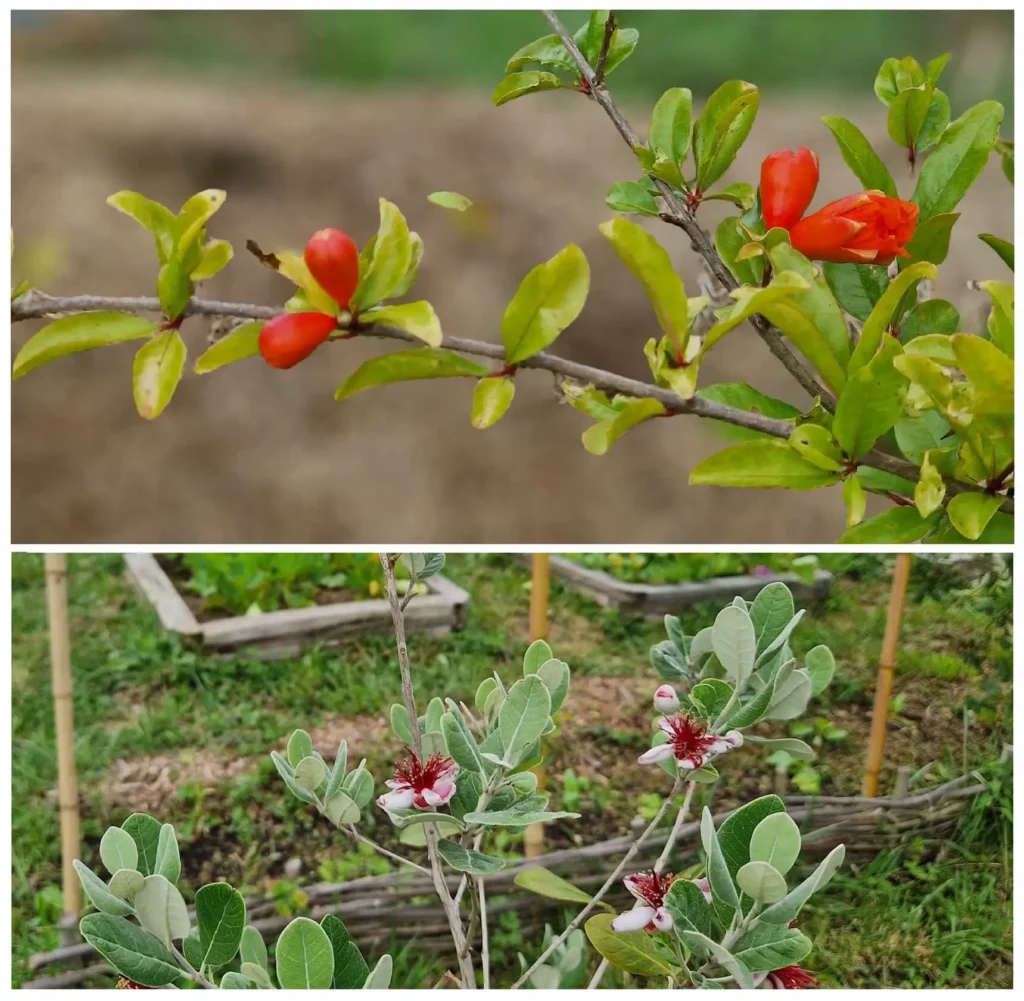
[766,668,813,720]
[287,730,314,768]
[335,348,488,401]
[353,199,413,309]
[605,180,659,217]
[492,71,565,107]
[193,321,262,374]
[156,260,192,322]
[848,261,937,375]
[711,605,755,687]
[108,868,145,900]
[690,678,733,719]
[427,191,473,212]
[804,645,836,698]
[599,217,692,351]
[537,658,571,713]
[833,337,908,459]
[843,474,867,528]
[914,451,946,518]
[195,882,246,969]
[100,827,139,876]
[736,860,788,903]
[761,844,846,927]
[523,638,553,674]
[979,280,1014,357]
[701,806,739,924]
[901,212,959,267]
[822,263,888,323]
[74,859,136,916]
[821,115,897,196]
[132,330,186,420]
[837,506,938,543]
[749,582,795,656]
[716,795,785,880]
[276,916,335,990]
[697,383,801,443]
[79,913,183,987]
[946,492,1004,541]
[175,189,227,258]
[505,34,576,73]
[324,789,361,826]
[134,874,190,946]
[582,397,666,455]
[584,913,678,978]
[321,914,369,989]
[463,805,578,826]
[743,735,816,761]
[498,675,552,761]
[748,813,801,875]
[515,865,612,910]
[690,439,841,490]
[218,972,250,988]
[362,953,393,989]
[664,878,713,937]
[692,80,760,189]
[12,312,159,380]
[790,423,843,472]
[887,83,935,150]
[471,375,515,429]
[703,182,756,210]
[153,825,181,885]
[715,216,764,286]
[239,962,273,988]
[912,101,1004,220]
[294,755,328,792]
[899,299,960,342]
[363,301,442,348]
[122,814,163,877]
[732,924,813,972]
[501,244,589,363]
[240,925,269,974]
[978,234,1014,271]
[649,87,693,164]
[441,710,485,774]
[436,838,506,874]
[191,239,233,282]
[874,56,924,105]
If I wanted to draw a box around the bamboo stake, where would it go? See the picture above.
[525,555,551,860]
[45,554,81,935]
[862,554,912,797]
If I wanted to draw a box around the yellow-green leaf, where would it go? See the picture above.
[190,239,234,282]
[363,301,442,348]
[335,348,487,402]
[582,397,665,456]
[979,280,1013,358]
[514,866,614,911]
[353,199,413,310]
[693,81,760,189]
[193,321,263,374]
[156,260,192,321]
[837,506,937,544]
[501,244,589,364]
[690,440,842,490]
[946,492,1005,541]
[427,191,473,212]
[789,424,843,471]
[842,475,866,528]
[600,217,690,351]
[273,249,338,316]
[13,312,158,379]
[833,337,908,459]
[471,376,515,429]
[820,116,897,197]
[133,330,186,419]
[649,87,692,164]
[848,261,937,375]
[492,71,565,107]
[175,189,226,257]
[584,913,678,978]
[951,334,1012,397]
[914,451,946,518]
[107,190,176,261]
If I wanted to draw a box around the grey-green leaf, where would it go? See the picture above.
[79,913,183,987]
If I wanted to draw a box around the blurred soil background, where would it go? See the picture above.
[11,11,1014,543]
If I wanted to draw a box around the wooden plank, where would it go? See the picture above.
[544,555,833,614]
[123,554,201,635]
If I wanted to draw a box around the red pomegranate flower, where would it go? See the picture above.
[788,191,918,265]
[377,751,459,811]
[639,712,743,770]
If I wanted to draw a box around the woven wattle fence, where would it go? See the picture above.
[23,773,987,988]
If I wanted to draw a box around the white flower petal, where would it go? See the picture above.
[611,905,655,933]
[752,971,770,988]
[723,729,744,748]
[692,877,712,904]
[379,787,416,811]
[639,743,676,765]
[657,716,675,735]
[651,907,674,931]
[421,788,443,806]
[677,753,707,771]
[431,779,456,805]
[653,686,680,714]
[623,874,646,902]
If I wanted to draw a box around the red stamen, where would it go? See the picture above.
[662,713,718,761]
[628,870,677,907]
[771,966,818,989]
[394,752,456,792]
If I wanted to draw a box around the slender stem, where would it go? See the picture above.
[540,10,835,410]
[654,780,697,874]
[380,554,477,989]
[512,775,683,989]
[477,877,490,989]
[169,943,216,989]
[588,958,611,990]
[593,13,615,85]
[10,291,1008,512]
[343,825,431,875]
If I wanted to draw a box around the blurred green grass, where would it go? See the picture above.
[14,10,1014,113]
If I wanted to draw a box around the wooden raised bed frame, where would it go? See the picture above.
[543,555,833,615]
[125,554,469,657]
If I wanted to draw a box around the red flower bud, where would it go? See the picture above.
[258,312,337,369]
[304,228,360,309]
[760,147,819,230]
[789,190,918,265]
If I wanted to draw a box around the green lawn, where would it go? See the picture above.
[11,553,1012,987]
